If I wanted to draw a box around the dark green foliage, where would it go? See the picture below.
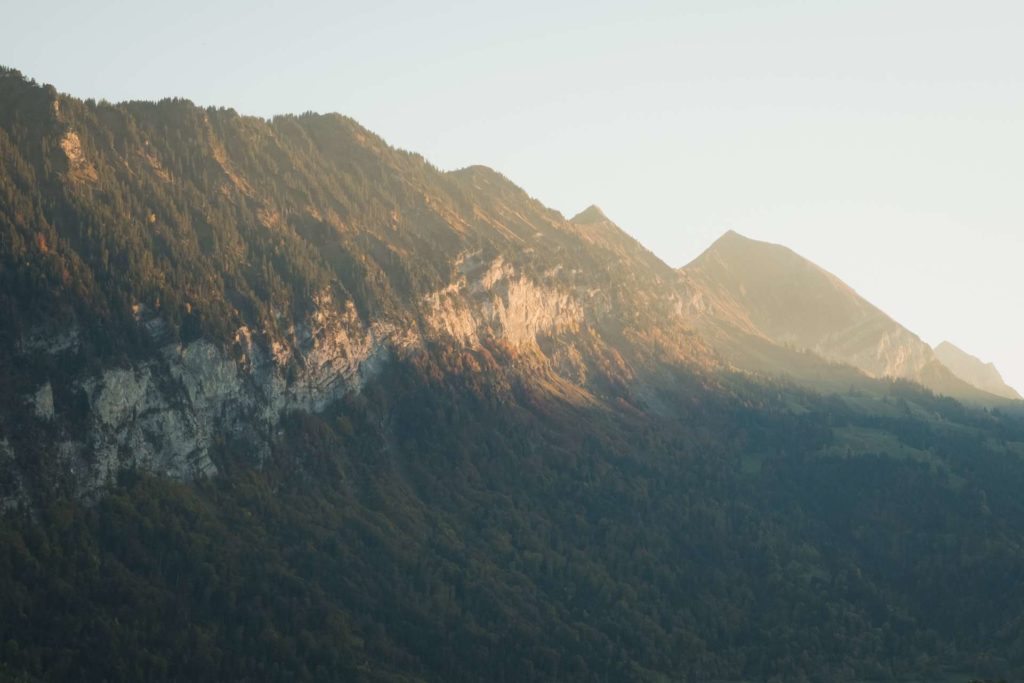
[2,358,1024,681]
[3,67,1024,682]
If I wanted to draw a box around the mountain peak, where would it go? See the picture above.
[934,341,1022,400]
[571,204,609,224]
[683,230,943,384]
[708,229,785,254]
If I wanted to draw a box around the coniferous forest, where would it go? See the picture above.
[1,67,1024,681]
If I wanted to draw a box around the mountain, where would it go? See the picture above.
[935,341,1022,400]
[0,66,718,504]
[682,230,1004,403]
[3,67,1024,682]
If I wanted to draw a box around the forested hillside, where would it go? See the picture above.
[2,67,1024,682]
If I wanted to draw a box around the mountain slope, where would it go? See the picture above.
[4,67,1024,682]
[935,341,1022,400]
[682,230,1003,403]
[0,67,716,504]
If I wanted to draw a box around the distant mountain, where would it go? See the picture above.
[682,230,1003,403]
[935,341,1021,400]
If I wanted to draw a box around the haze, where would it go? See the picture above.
[4,0,1021,393]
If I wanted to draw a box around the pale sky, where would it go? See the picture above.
[3,0,1022,394]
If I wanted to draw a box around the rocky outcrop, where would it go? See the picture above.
[6,292,423,504]
[59,130,98,182]
[424,256,583,348]
[31,383,54,421]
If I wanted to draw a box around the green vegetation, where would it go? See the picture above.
[2,67,1024,681]
[2,363,1024,681]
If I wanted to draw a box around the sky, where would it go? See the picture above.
[3,0,1022,393]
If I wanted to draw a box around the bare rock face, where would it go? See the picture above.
[31,383,54,420]
[83,364,216,487]
[424,255,583,348]
[7,293,419,503]
[59,130,98,182]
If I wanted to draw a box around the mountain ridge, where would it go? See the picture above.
[0,65,725,504]
[935,340,1021,400]
[3,66,1024,682]
[680,229,1008,404]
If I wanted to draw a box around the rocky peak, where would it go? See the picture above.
[710,228,744,244]
[571,204,609,225]
[935,341,1022,400]
[682,230,998,401]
